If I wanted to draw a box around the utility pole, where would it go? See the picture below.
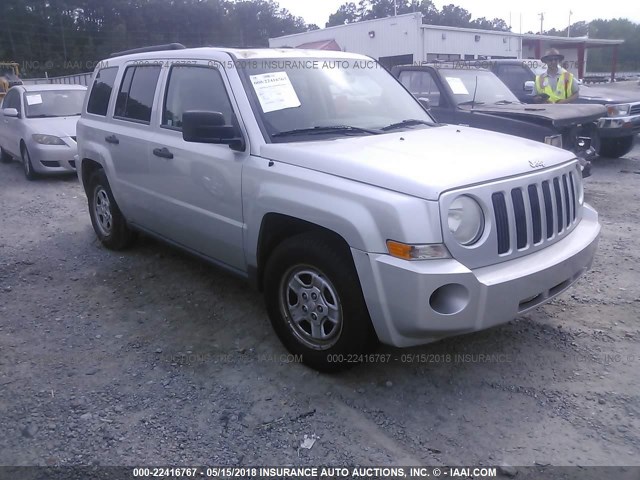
[538,12,544,34]
[567,10,573,37]
[393,0,397,16]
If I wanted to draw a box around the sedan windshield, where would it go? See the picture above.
[239,58,435,141]
[24,90,86,118]
[439,69,521,106]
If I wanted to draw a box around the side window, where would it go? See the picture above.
[497,65,532,92]
[398,71,442,106]
[2,89,20,110]
[114,65,161,123]
[162,66,234,130]
[87,67,118,116]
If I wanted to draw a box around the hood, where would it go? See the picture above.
[259,125,575,200]
[468,103,606,127]
[26,116,79,138]
[579,85,640,104]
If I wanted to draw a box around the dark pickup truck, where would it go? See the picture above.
[488,59,640,158]
[391,64,606,176]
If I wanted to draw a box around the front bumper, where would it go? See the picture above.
[597,114,640,138]
[352,204,600,347]
[27,138,77,174]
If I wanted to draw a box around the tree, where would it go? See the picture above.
[436,4,472,28]
[0,0,312,77]
[326,2,359,27]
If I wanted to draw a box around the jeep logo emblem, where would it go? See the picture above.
[529,160,545,169]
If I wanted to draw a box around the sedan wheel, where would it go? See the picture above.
[21,146,36,181]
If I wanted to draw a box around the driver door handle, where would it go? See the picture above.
[153,147,174,159]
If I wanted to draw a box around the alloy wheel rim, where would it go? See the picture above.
[94,187,113,236]
[279,266,343,350]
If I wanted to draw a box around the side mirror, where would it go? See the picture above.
[417,97,431,110]
[182,111,245,150]
[524,80,535,93]
[3,108,19,118]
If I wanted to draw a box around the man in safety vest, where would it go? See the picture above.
[534,48,579,104]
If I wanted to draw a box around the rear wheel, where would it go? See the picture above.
[263,233,378,372]
[21,145,36,180]
[87,169,136,250]
[598,135,635,158]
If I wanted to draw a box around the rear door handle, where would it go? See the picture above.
[153,147,174,159]
[105,135,119,145]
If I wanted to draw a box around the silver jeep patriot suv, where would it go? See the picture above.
[76,44,600,371]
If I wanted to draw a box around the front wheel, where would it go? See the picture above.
[263,233,378,372]
[598,135,635,158]
[87,169,136,250]
[21,145,36,180]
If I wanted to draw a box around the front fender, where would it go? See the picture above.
[242,156,443,268]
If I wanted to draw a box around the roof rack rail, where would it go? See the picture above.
[109,43,186,58]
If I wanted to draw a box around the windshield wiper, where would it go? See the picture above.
[457,100,485,106]
[380,119,433,131]
[27,114,59,118]
[272,125,381,138]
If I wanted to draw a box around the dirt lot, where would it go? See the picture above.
[0,141,639,472]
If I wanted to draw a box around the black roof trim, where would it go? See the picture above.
[109,43,186,58]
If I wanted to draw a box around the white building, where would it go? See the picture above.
[269,13,623,79]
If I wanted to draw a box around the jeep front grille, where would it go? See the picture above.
[630,104,640,115]
[439,162,583,270]
[491,171,578,255]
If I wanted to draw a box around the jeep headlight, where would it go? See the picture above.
[32,134,66,145]
[448,196,484,246]
[544,134,563,148]
[606,104,630,117]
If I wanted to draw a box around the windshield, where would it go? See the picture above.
[239,58,435,141]
[24,90,86,118]
[439,69,520,105]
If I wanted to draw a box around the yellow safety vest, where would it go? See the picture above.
[535,71,574,103]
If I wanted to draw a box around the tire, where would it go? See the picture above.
[598,136,635,158]
[21,144,37,180]
[263,232,378,372]
[0,147,12,164]
[87,168,136,250]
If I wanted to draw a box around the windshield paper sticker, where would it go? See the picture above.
[26,94,43,106]
[249,72,301,113]
[445,77,469,95]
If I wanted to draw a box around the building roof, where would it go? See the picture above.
[269,12,623,47]
[522,34,623,46]
[270,13,421,42]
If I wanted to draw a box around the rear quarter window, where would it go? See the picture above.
[87,67,119,116]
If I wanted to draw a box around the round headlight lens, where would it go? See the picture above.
[448,196,484,245]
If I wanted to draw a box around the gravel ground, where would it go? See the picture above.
[0,141,639,471]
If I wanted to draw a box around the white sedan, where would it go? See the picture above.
[0,84,86,180]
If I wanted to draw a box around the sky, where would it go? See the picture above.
[276,0,640,34]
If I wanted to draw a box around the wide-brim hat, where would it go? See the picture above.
[541,49,564,63]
